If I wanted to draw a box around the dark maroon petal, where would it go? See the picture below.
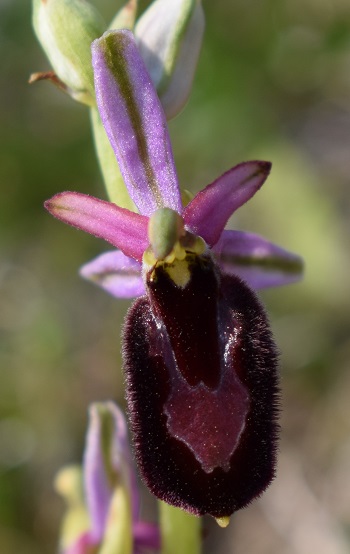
[122,262,279,518]
[147,255,222,389]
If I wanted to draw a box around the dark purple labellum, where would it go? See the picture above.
[122,253,279,518]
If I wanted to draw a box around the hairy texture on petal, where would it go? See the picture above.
[214,230,304,289]
[183,161,271,246]
[45,192,148,261]
[123,269,279,517]
[92,30,182,216]
[80,250,144,298]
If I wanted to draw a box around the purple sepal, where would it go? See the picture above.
[92,30,182,216]
[213,230,304,289]
[183,161,271,246]
[80,250,144,298]
[83,402,133,542]
[84,404,117,542]
[44,192,149,261]
[59,402,155,553]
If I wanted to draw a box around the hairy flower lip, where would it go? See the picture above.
[123,270,279,518]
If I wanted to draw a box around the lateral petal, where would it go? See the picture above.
[183,161,271,246]
[213,230,304,289]
[45,192,148,262]
[92,30,182,216]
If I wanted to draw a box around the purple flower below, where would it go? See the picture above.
[58,402,160,554]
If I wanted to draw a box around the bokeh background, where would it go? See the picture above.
[1,0,350,552]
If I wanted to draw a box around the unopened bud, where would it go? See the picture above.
[135,0,205,119]
[32,0,105,105]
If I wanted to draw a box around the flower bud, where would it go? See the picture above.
[135,0,205,119]
[32,0,105,105]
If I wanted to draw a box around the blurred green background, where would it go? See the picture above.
[1,0,350,552]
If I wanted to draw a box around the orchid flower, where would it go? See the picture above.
[45,30,303,521]
[55,402,160,554]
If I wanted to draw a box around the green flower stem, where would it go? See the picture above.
[90,107,135,210]
[159,501,202,554]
